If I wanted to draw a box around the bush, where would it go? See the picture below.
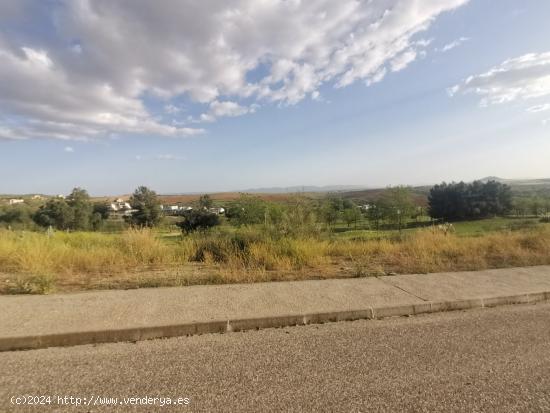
[177,210,220,233]
[0,204,37,230]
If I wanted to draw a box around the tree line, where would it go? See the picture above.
[0,186,164,231]
[1,180,532,234]
[0,185,426,233]
[428,180,513,221]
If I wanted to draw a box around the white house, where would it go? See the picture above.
[110,199,132,212]
[8,199,24,205]
[161,204,192,215]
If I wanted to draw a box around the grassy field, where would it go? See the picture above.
[1,218,550,294]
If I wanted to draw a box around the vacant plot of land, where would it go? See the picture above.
[1,220,550,294]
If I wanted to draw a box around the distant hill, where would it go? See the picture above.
[4,178,549,204]
[241,185,369,194]
[479,176,550,186]
[334,177,550,204]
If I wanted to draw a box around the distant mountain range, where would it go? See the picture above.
[240,178,550,194]
[239,185,370,194]
[4,178,550,199]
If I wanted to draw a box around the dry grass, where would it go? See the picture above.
[1,225,550,293]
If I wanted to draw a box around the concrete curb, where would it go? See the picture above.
[2,291,549,352]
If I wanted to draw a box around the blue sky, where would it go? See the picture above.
[0,0,549,195]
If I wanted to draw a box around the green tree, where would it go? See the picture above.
[66,187,93,230]
[379,187,415,231]
[198,194,213,210]
[366,203,383,230]
[531,197,541,216]
[429,180,512,221]
[0,204,35,229]
[33,199,74,230]
[343,206,361,228]
[93,202,111,220]
[226,195,267,226]
[127,186,162,227]
[543,197,550,216]
[321,199,341,228]
[279,196,318,237]
[177,209,220,233]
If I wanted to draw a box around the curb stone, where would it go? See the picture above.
[1,291,549,352]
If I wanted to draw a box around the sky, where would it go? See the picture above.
[0,0,549,195]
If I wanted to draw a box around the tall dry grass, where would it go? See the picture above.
[0,228,188,277]
[1,225,550,293]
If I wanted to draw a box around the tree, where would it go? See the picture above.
[378,187,415,231]
[93,202,111,220]
[278,196,318,236]
[90,202,111,231]
[33,199,74,230]
[66,187,93,230]
[366,203,384,230]
[343,207,362,228]
[428,180,512,221]
[320,199,341,228]
[531,197,541,216]
[543,197,550,216]
[198,194,213,210]
[0,204,35,229]
[226,195,267,226]
[127,186,162,227]
[177,209,220,233]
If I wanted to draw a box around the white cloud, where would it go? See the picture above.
[164,104,183,114]
[527,103,550,113]
[451,52,550,106]
[199,101,257,123]
[64,146,74,152]
[135,154,185,161]
[155,154,186,161]
[440,37,469,52]
[390,50,418,72]
[0,0,469,140]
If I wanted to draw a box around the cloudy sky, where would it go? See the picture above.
[1,0,549,195]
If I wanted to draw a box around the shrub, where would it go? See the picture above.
[177,210,220,233]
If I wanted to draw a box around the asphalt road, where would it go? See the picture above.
[2,303,550,412]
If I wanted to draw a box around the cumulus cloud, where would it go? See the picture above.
[64,146,74,153]
[0,0,469,140]
[451,52,550,106]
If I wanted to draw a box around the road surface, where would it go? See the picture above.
[2,303,550,412]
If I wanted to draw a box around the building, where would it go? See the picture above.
[161,204,192,216]
[110,199,132,212]
[8,199,24,205]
